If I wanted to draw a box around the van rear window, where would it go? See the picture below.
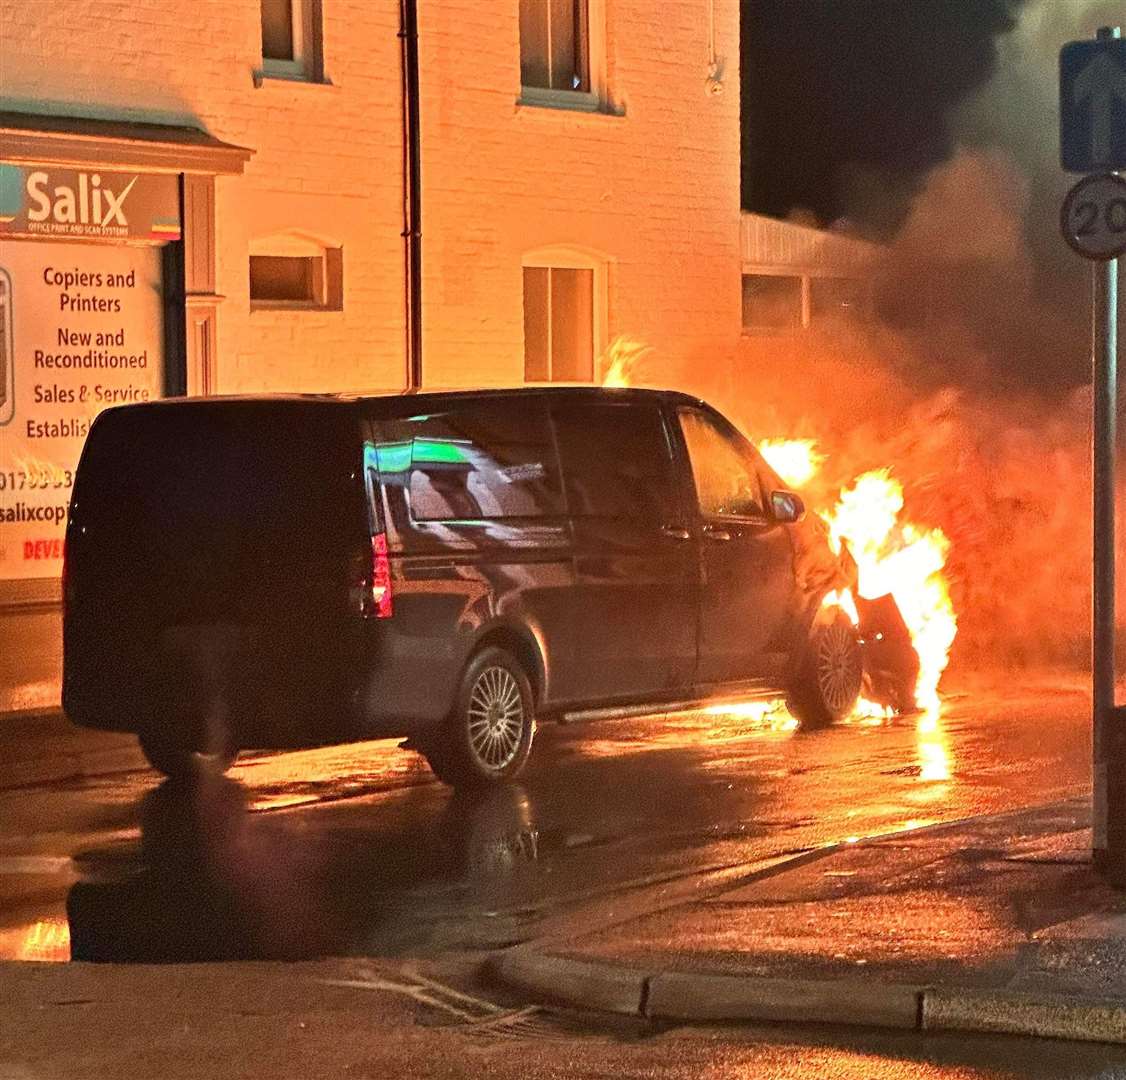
[73,404,362,570]
[373,402,562,522]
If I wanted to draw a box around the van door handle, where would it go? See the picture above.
[661,525,691,541]
[703,525,732,542]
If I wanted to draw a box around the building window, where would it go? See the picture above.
[523,266,594,382]
[520,0,589,92]
[518,0,607,111]
[260,0,323,81]
[741,274,803,333]
[250,238,342,310]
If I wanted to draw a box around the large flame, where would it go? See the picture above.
[748,435,956,712]
[758,438,825,490]
[821,469,956,713]
[598,354,957,723]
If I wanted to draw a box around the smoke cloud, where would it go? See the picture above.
[717,0,1126,672]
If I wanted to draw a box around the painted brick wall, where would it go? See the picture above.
[421,0,743,397]
[0,0,741,395]
[0,0,407,393]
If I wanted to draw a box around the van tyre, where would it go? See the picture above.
[786,612,863,728]
[422,647,535,787]
[139,726,240,779]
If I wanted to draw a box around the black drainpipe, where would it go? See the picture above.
[400,0,423,390]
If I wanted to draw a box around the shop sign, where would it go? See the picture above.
[0,163,180,244]
[0,240,164,580]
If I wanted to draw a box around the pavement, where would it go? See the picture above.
[490,799,1126,1045]
[7,955,1126,1080]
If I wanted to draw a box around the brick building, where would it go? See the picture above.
[0,1,743,713]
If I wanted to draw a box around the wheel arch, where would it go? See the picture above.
[468,622,546,707]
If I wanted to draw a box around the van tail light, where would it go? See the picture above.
[368,532,394,619]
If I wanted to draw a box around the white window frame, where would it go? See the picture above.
[517,0,608,113]
[261,0,320,82]
[522,246,608,384]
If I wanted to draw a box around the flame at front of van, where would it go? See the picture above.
[600,338,957,725]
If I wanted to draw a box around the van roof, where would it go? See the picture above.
[109,385,709,415]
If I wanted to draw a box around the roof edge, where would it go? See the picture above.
[0,111,254,175]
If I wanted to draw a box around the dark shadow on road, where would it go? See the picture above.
[67,774,542,962]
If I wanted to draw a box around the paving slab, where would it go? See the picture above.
[491,800,1126,1044]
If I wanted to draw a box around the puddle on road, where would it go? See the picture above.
[1,775,549,965]
[0,916,71,962]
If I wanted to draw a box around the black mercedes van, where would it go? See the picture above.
[63,387,862,785]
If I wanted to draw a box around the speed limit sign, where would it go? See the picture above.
[1061,173,1126,260]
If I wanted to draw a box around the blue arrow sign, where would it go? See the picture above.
[1060,37,1126,173]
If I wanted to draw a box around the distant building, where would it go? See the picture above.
[739,214,883,335]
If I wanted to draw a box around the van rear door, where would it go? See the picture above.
[64,400,369,736]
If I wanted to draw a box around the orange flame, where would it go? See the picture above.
[600,336,655,388]
[758,438,825,490]
[17,918,70,962]
[601,357,957,723]
[823,469,956,713]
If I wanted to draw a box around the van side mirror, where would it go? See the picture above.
[771,490,805,524]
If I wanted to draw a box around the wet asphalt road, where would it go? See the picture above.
[3,677,1123,1078]
[0,676,1093,965]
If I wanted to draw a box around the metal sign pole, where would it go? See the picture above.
[1062,25,1125,885]
[1093,250,1121,883]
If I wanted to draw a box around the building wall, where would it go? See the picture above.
[421,0,743,394]
[0,0,742,398]
[0,0,408,394]
[0,0,743,713]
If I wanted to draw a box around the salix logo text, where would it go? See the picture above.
[25,171,137,228]
[0,164,180,242]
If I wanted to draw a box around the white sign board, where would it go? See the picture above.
[0,239,164,579]
[1060,172,1126,260]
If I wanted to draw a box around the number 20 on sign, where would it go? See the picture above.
[1061,172,1126,260]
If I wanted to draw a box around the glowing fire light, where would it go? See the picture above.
[601,336,655,388]
[17,918,70,962]
[599,355,957,725]
[703,699,799,733]
[755,439,957,715]
[758,438,825,490]
[823,469,956,714]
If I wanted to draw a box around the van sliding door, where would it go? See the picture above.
[552,402,696,702]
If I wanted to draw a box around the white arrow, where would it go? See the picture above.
[1074,50,1126,165]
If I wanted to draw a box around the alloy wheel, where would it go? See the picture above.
[467,666,526,771]
[817,620,863,716]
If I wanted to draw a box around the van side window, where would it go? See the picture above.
[374,402,563,522]
[552,403,679,523]
[679,408,766,519]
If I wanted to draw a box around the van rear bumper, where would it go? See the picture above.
[63,620,466,749]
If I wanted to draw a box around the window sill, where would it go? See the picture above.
[253,69,335,90]
[516,88,624,117]
[251,301,342,313]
